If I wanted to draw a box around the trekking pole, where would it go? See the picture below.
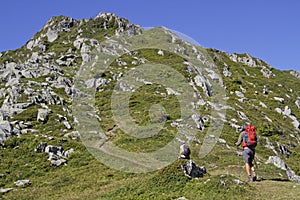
[237,146,241,178]
[253,156,259,179]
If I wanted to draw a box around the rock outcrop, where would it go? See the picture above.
[181,160,206,178]
[35,142,74,166]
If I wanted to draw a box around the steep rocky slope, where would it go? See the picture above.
[0,12,299,199]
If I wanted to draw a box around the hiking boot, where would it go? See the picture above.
[247,175,253,182]
[252,176,257,181]
[252,172,257,181]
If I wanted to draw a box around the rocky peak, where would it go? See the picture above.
[229,53,258,67]
[93,12,138,35]
[43,16,78,33]
[290,70,300,79]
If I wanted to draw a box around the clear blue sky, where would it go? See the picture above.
[1,0,299,71]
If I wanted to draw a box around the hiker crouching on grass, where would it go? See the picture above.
[235,124,257,182]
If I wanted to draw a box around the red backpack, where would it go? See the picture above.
[242,125,257,148]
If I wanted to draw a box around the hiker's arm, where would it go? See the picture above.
[235,132,244,146]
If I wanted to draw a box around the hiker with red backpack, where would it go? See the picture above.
[235,123,258,182]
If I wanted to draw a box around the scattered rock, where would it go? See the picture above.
[166,88,180,96]
[191,114,204,130]
[37,109,52,123]
[223,65,232,77]
[34,142,47,153]
[295,98,300,110]
[63,121,72,129]
[157,49,164,56]
[0,188,13,194]
[14,179,31,187]
[261,66,275,78]
[237,111,248,121]
[178,144,191,159]
[263,85,268,95]
[64,131,80,140]
[274,97,284,104]
[235,91,244,98]
[45,145,64,156]
[275,108,282,114]
[0,120,13,144]
[177,197,188,200]
[229,53,257,67]
[35,143,74,167]
[260,101,267,108]
[283,106,291,116]
[51,158,67,167]
[290,70,300,79]
[63,148,74,157]
[181,160,206,178]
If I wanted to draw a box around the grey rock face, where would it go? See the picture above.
[0,121,13,144]
[290,70,300,79]
[261,66,275,78]
[194,75,212,97]
[181,160,206,178]
[35,143,74,167]
[191,114,204,130]
[37,109,52,123]
[46,29,58,42]
[45,145,64,156]
[266,156,300,183]
[223,65,232,77]
[266,156,286,170]
[229,53,257,67]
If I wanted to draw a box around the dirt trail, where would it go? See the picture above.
[253,180,300,199]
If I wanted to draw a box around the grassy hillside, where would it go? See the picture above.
[0,12,300,199]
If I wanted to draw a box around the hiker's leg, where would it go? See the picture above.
[245,162,251,176]
[243,148,253,181]
[249,150,256,173]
